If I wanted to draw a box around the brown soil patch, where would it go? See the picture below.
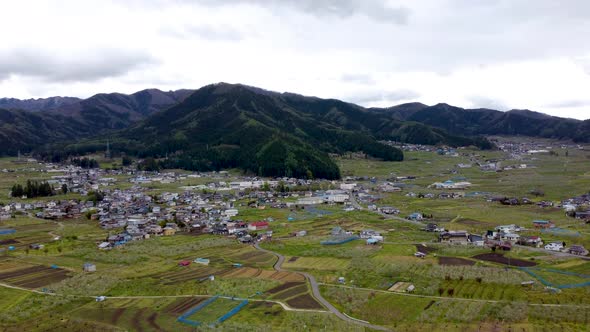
[147,313,163,331]
[273,284,308,300]
[472,253,537,267]
[288,257,299,262]
[111,308,126,325]
[267,282,305,294]
[132,309,145,332]
[165,297,206,314]
[0,239,19,245]
[438,257,476,266]
[286,294,324,310]
[416,244,436,254]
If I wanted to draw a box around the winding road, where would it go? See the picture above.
[254,243,391,331]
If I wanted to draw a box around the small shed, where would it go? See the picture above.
[178,260,191,266]
[83,262,97,272]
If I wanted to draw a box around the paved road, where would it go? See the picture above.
[254,243,391,331]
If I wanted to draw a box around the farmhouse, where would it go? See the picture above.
[439,231,469,244]
[248,221,269,231]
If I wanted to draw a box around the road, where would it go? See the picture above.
[254,243,391,331]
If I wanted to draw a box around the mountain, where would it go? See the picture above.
[0,96,81,112]
[0,89,195,156]
[48,88,195,130]
[378,103,585,142]
[67,83,492,179]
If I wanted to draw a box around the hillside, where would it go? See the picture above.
[379,103,586,142]
[0,89,194,155]
[70,83,492,179]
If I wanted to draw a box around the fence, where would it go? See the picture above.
[217,300,249,324]
[177,295,219,327]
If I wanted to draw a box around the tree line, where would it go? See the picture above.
[11,180,55,198]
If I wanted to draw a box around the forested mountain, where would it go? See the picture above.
[0,89,195,155]
[377,103,587,142]
[68,83,492,179]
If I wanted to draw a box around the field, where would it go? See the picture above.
[3,141,590,331]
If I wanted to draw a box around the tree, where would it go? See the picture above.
[61,184,68,194]
[122,156,132,166]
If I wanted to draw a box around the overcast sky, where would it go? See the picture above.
[1,0,589,119]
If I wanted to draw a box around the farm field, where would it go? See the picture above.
[2,139,590,331]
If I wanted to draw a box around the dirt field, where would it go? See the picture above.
[286,294,324,310]
[0,263,71,288]
[266,282,305,294]
[416,244,436,254]
[165,297,207,314]
[273,284,308,300]
[473,253,537,267]
[438,256,476,266]
[0,239,19,245]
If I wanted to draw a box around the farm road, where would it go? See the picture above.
[254,243,391,331]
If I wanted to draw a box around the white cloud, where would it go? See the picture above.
[0,0,588,120]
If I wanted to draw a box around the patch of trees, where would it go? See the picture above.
[71,157,99,169]
[11,180,55,198]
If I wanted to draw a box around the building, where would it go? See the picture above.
[83,263,97,272]
[248,221,269,231]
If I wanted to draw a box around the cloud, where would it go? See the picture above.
[196,0,411,25]
[0,48,157,83]
[340,73,376,85]
[546,99,590,108]
[161,24,244,41]
[466,95,509,111]
[350,89,420,104]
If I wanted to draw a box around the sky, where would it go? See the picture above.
[0,0,589,120]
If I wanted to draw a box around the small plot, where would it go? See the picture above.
[0,263,71,288]
[180,296,248,326]
[272,284,308,301]
[438,256,475,266]
[282,256,350,271]
[416,244,436,254]
[164,297,207,314]
[472,253,537,267]
[266,282,305,294]
[286,294,324,310]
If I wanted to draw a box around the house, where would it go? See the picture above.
[248,221,269,231]
[518,236,543,248]
[533,220,553,228]
[468,234,484,246]
[83,263,97,272]
[359,230,380,239]
[439,231,469,244]
[500,233,521,244]
[495,224,521,233]
[568,245,588,256]
[162,226,176,236]
[340,183,357,190]
[380,206,400,215]
[544,242,564,251]
[408,213,423,221]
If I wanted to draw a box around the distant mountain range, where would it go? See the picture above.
[1,83,588,178]
[375,102,589,142]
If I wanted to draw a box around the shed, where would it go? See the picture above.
[83,262,97,272]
